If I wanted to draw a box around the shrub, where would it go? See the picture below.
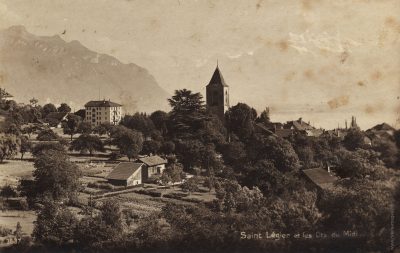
[0,226,12,237]
[87,182,115,190]
[133,189,162,197]
[5,198,29,210]
[163,192,189,199]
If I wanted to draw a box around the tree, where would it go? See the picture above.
[256,107,270,125]
[93,122,112,136]
[74,200,124,249]
[247,134,300,173]
[32,142,65,157]
[221,141,247,168]
[57,103,71,113]
[334,149,383,179]
[167,89,207,138]
[372,138,398,168]
[29,98,39,107]
[161,163,184,186]
[19,135,31,160]
[175,139,205,170]
[21,124,38,138]
[225,103,257,141]
[343,129,365,151]
[0,134,20,163]
[0,185,17,200]
[36,129,59,141]
[77,121,92,134]
[33,200,77,245]
[160,141,175,155]
[41,103,57,118]
[100,199,124,234]
[142,140,161,155]
[241,160,286,196]
[62,114,81,140]
[150,110,168,135]
[395,129,400,149]
[181,177,200,195]
[112,126,143,161]
[70,134,104,156]
[33,149,81,201]
[14,222,22,244]
[319,180,392,249]
[121,113,155,137]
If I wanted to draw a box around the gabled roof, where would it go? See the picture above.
[207,66,228,87]
[85,100,122,107]
[138,155,167,167]
[106,162,143,180]
[302,168,338,190]
[284,118,314,131]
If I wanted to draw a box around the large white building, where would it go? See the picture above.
[84,100,123,127]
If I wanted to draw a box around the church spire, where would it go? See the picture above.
[208,65,228,87]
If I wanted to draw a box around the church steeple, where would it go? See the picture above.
[208,65,228,87]
[206,65,230,121]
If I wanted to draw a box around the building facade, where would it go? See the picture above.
[206,66,230,121]
[84,100,122,127]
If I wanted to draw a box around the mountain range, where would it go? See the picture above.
[0,26,170,113]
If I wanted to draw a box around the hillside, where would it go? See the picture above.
[0,26,170,113]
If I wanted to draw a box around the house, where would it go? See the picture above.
[284,118,314,131]
[254,123,294,139]
[106,162,143,186]
[366,123,396,145]
[45,112,69,128]
[137,155,168,182]
[302,167,338,191]
[84,99,123,127]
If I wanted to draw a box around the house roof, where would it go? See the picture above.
[275,129,294,138]
[138,155,167,167]
[207,66,228,87]
[285,118,314,131]
[106,162,143,180]
[302,168,338,190]
[305,129,324,137]
[368,123,395,132]
[85,100,122,108]
[255,123,276,136]
[45,112,69,121]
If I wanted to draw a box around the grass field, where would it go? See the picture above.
[0,210,36,235]
[0,160,35,187]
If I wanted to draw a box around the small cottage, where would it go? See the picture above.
[106,162,143,186]
[302,167,338,191]
[137,155,167,181]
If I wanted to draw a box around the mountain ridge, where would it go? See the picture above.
[0,25,170,113]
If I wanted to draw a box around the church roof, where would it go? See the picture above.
[208,66,228,87]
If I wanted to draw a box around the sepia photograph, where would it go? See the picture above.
[0,0,399,252]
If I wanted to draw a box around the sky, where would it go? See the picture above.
[0,0,399,129]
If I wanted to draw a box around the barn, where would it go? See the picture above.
[106,162,143,186]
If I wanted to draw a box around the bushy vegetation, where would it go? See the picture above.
[0,90,399,253]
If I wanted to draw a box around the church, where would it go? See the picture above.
[206,65,230,121]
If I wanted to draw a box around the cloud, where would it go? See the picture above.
[288,30,362,55]
[0,2,21,26]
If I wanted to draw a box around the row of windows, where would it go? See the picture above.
[86,107,121,111]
